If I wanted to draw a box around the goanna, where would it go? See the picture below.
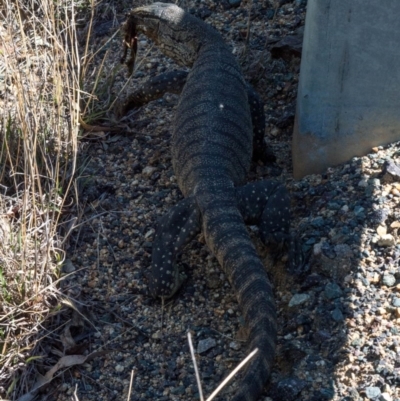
[121,4,296,401]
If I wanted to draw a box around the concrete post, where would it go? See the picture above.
[293,0,400,179]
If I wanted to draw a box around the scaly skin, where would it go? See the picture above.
[122,4,294,400]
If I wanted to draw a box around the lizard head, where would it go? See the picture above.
[121,4,169,74]
[123,2,212,68]
[128,3,185,45]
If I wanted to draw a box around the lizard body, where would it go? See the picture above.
[122,4,296,400]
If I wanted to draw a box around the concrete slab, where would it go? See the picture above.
[292,0,400,179]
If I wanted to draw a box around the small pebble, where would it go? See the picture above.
[376,225,387,236]
[115,364,124,373]
[365,387,381,399]
[392,298,400,307]
[385,160,400,180]
[382,274,396,287]
[197,338,216,354]
[152,331,162,340]
[392,188,400,196]
[331,308,344,322]
[377,234,396,247]
[380,393,393,401]
[376,307,387,316]
[229,341,241,350]
[288,293,310,307]
[313,242,323,255]
[368,272,381,284]
[62,259,75,273]
[324,282,342,300]
[145,229,155,238]
[371,178,381,187]
[354,205,365,215]
[142,166,157,177]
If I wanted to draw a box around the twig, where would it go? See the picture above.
[206,348,258,401]
[127,369,135,401]
[72,383,80,401]
[78,115,126,133]
[188,332,204,401]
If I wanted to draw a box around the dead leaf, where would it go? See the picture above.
[18,351,107,401]
[60,325,77,350]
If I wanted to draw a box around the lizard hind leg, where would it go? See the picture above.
[236,180,305,270]
[236,180,291,247]
[258,183,291,246]
[150,196,201,299]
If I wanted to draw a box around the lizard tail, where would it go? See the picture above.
[196,189,277,401]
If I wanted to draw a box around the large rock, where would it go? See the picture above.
[293,0,400,178]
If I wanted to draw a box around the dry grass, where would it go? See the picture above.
[0,0,153,396]
[0,0,82,397]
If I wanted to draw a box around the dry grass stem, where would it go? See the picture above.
[187,332,258,401]
[206,348,258,401]
[126,369,135,401]
[72,383,80,401]
[188,331,205,401]
[0,0,82,397]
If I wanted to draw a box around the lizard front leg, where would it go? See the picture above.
[246,85,276,163]
[117,70,274,164]
[150,196,201,299]
[117,70,188,117]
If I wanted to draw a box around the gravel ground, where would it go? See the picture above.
[44,1,400,401]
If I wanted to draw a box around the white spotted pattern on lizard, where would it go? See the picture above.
[121,4,300,401]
